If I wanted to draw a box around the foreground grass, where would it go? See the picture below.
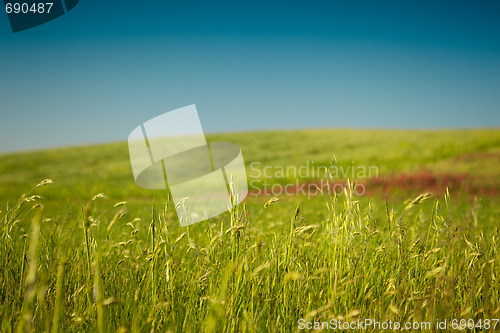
[1,129,500,332]
[1,182,500,332]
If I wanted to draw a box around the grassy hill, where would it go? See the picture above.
[1,129,499,332]
[1,128,500,203]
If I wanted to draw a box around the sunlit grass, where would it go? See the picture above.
[1,129,499,331]
[1,179,499,332]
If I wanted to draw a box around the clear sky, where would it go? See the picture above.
[0,1,499,152]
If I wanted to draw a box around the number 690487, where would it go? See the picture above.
[5,3,53,14]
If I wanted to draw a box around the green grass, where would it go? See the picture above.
[1,129,499,332]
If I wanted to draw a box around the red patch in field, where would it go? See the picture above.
[366,172,499,197]
[248,172,499,197]
[364,172,470,196]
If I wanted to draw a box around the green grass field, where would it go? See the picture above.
[1,129,500,332]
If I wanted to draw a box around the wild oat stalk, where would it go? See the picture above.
[93,251,104,333]
[17,208,42,333]
[51,250,66,333]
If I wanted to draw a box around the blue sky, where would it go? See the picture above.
[0,0,499,152]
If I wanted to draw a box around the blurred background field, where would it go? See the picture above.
[1,128,500,205]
